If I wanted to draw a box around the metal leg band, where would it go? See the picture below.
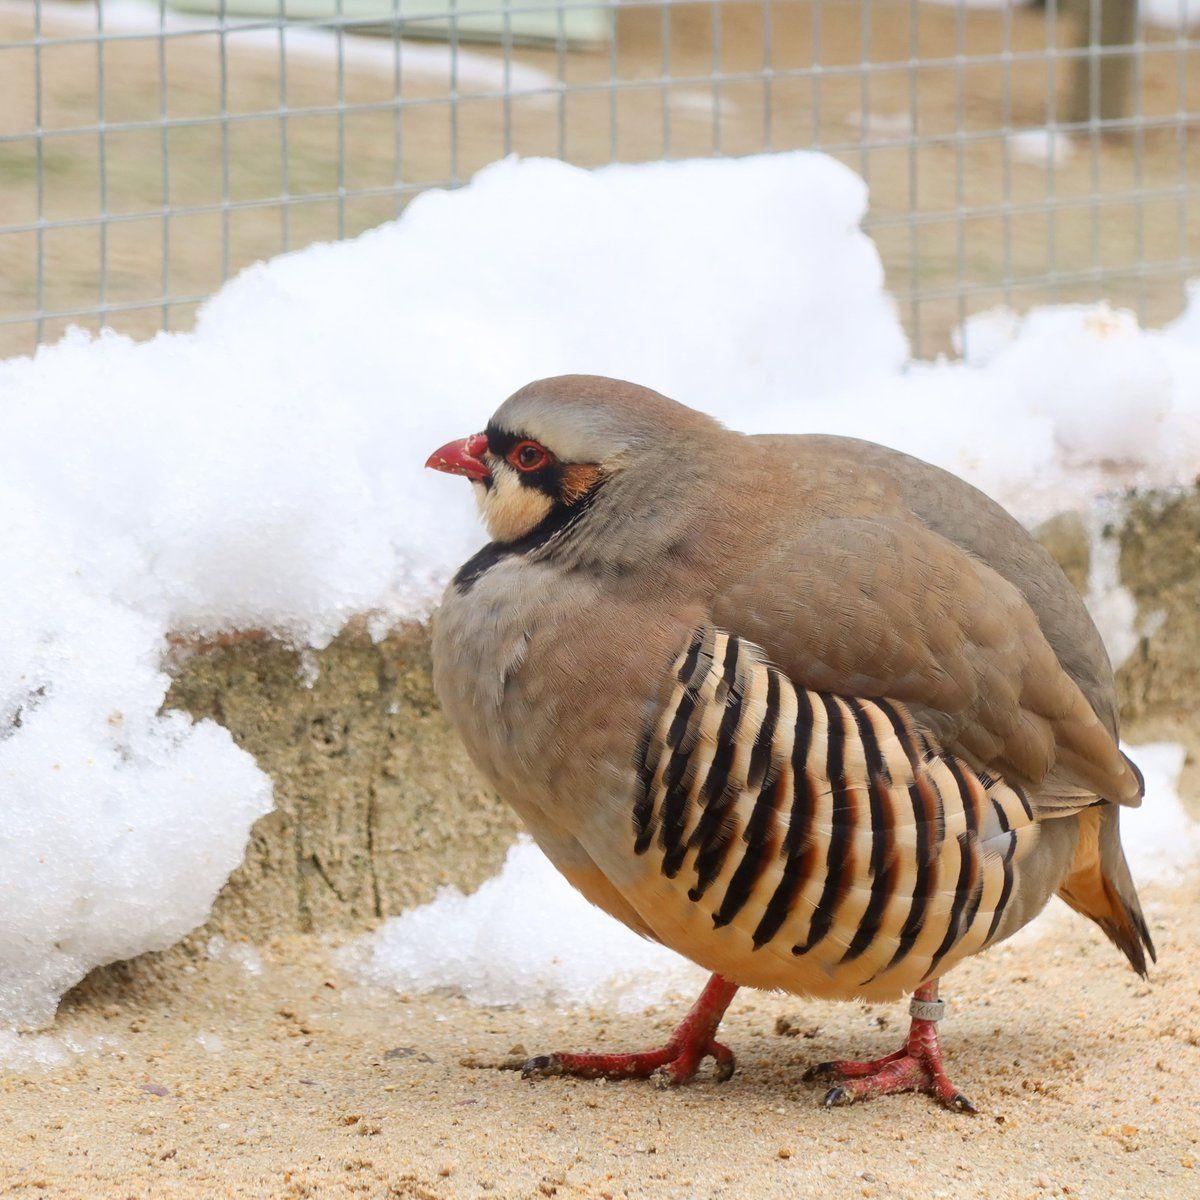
[909,997,947,1023]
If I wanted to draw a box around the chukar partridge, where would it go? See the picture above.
[427,375,1153,1111]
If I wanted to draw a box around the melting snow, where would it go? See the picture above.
[0,1028,115,1072]
[340,838,706,1011]
[207,936,265,977]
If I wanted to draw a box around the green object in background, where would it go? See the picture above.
[167,0,612,46]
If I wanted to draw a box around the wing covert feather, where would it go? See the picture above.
[709,517,1139,809]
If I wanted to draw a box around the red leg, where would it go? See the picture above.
[804,983,977,1114]
[522,973,738,1088]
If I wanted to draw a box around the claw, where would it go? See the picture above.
[822,1085,851,1108]
[946,1091,977,1115]
[711,1046,737,1083]
[521,1054,562,1080]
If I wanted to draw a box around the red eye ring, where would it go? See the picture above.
[507,440,554,473]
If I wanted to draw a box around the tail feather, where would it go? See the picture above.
[1057,804,1155,977]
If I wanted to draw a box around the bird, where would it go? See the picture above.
[425,374,1154,1112]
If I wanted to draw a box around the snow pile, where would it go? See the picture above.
[0,1027,114,1072]
[0,483,272,1031]
[1084,502,1145,672]
[1142,0,1200,26]
[6,152,900,647]
[817,302,1200,523]
[207,936,265,977]
[1119,742,1198,879]
[340,838,706,1011]
[196,1031,226,1054]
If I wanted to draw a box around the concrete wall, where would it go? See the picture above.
[164,624,520,940]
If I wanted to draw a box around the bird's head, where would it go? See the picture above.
[426,374,723,546]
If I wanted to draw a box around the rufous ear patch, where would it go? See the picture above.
[560,464,603,505]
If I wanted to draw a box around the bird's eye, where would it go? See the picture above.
[508,440,553,472]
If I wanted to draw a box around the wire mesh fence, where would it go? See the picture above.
[1,0,1197,360]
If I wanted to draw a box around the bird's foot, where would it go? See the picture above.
[520,972,739,1088]
[804,1009,976,1114]
[522,1036,735,1087]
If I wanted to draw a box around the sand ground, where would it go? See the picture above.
[1,873,1196,1200]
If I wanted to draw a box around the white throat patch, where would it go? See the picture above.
[476,466,554,543]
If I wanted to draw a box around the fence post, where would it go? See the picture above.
[1068,0,1139,129]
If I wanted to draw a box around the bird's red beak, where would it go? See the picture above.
[425,432,491,483]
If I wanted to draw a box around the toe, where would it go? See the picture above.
[822,1085,853,1108]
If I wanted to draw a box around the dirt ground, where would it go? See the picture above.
[2,1,1199,359]
[1,871,1196,1199]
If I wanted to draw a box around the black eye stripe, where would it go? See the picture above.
[512,462,561,492]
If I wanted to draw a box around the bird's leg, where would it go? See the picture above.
[522,973,738,1088]
[804,982,977,1113]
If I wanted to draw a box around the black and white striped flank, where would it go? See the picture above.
[632,626,1040,991]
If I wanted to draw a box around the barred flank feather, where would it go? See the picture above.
[633,626,1043,992]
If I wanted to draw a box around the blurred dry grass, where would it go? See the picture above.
[1,0,1198,358]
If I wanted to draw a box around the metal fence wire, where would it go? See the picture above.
[1,0,1196,360]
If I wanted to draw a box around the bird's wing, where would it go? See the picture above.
[709,516,1141,811]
